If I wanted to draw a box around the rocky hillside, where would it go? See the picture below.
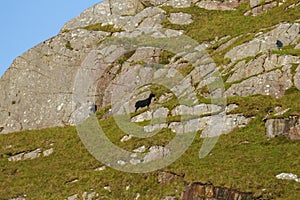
[0,0,299,134]
[1,0,300,199]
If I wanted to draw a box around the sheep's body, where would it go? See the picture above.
[276,40,283,48]
[135,93,155,112]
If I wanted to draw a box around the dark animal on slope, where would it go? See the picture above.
[276,40,283,49]
[135,93,155,112]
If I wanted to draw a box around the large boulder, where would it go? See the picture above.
[265,116,300,139]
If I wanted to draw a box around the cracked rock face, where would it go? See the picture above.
[265,116,300,139]
[168,12,194,25]
[1,0,299,134]
[225,69,293,98]
[224,53,299,98]
[196,0,244,11]
[246,0,286,16]
[295,64,300,90]
[225,23,300,62]
[0,30,109,133]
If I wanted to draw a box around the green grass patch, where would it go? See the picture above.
[83,23,123,32]
[159,50,176,65]
[1,104,300,199]
[65,41,74,50]
[2,1,300,199]
[271,48,300,56]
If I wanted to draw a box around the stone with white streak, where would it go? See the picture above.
[196,0,242,10]
[171,104,222,116]
[144,123,168,132]
[143,146,171,162]
[67,194,78,200]
[276,173,300,182]
[168,12,194,25]
[169,114,250,135]
[171,0,191,8]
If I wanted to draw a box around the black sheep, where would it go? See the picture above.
[276,40,283,49]
[135,93,155,112]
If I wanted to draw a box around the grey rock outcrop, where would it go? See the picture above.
[61,0,194,32]
[110,0,145,16]
[276,173,300,182]
[294,64,300,90]
[169,113,250,135]
[182,182,252,200]
[250,0,263,8]
[225,69,293,98]
[8,147,54,162]
[224,53,299,98]
[161,196,176,200]
[171,0,192,8]
[158,171,182,184]
[196,0,242,11]
[144,123,168,133]
[0,29,109,134]
[62,0,144,31]
[67,194,78,200]
[9,196,26,200]
[1,0,299,135]
[245,0,280,16]
[140,0,169,7]
[265,116,300,139]
[143,146,171,162]
[225,23,300,62]
[226,54,267,82]
[171,104,222,116]
[131,110,153,122]
[168,12,194,25]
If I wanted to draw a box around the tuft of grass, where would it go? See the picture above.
[159,50,176,65]
[271,48,300,56]
[65,41,74,50]
[83,23,123,32]
[61,29,70,33]
[178,64,195,77]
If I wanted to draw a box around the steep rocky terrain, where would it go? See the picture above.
[1,0,300,199]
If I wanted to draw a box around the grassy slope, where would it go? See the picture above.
[1,91,300,199]
[1,0,300,199]
[162,0,300,65]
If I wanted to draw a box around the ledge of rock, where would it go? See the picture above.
[245,0,288,16]
[8,148,54,162]
[182,182,252,200]
[265,116,300,139]
[225,23,300,62]
[196,0,244,11]
[168,12,194,25]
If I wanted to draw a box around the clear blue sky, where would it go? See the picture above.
[0,1,102,78]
